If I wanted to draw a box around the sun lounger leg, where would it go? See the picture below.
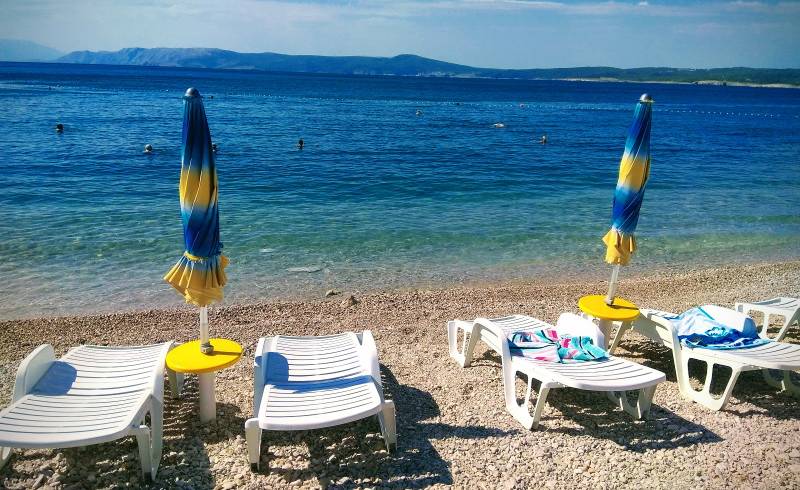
[245,418,262,472]
[677,354,741,411]
[502,366,554,430]
[762,369,800,397]
[784,371,800,397]
[608,322,632,355]
[0,447,11,470]
[448,320,479,367]
[132,425,153,481]
[150,398,164,478]
[378,400,397,453]
[608,385,657,419]
[167,369,184,398]
[637,385,657,418]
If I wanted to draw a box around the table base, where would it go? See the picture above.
[198,372,216,423]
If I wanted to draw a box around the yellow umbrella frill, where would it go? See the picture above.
[164,251,229,307]
[602,229,636,266]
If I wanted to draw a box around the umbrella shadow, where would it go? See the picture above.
[256,363,512,488]
[469,349,721,452]
[153,374,251,489]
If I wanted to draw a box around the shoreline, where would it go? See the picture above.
[557,77,800,89]
[3,258,798,324]
[1,259,799,488]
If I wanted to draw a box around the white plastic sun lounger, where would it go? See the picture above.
[245,331,396,471]
[618,306,800,411]
[0,342,179,481]
[735,297,800,341]
[447,313,665,429]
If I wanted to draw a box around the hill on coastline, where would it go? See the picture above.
[57,47,800,86]
[0,39,63,62]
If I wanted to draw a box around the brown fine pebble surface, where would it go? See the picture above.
[0,260,799,489]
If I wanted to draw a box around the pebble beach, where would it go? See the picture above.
[1,260,799,489]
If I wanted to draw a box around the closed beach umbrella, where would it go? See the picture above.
[164,87,228,353]
[602,93,653,304]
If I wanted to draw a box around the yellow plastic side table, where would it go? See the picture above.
[166,338,242,423]
[578,295,640,350]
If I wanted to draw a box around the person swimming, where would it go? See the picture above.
[212,143,219,153]
[297,139,304,150]
[143,144,153,154]
[55,123,64,133]
[540,135,547,144]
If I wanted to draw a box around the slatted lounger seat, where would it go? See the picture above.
[447,313,666,429]
[0,343,179,481]
[245,331,396,472]
[618,307,800,410]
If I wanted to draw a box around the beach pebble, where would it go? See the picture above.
[341,294,359,308]
[31,474,46,489]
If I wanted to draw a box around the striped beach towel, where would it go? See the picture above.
[673,306,769,350]
[508,328,608,363]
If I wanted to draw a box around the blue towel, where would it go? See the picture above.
[674,306,769,350]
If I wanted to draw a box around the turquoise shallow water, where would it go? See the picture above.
[1,62,799,319]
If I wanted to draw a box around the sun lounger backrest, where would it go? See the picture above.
[266,334,365,383]
[556,313,605,347]
[699,305,752,330]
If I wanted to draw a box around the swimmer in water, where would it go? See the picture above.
[212,143,218,153]
[144,144,153,154]
[540,135,547,144]
[297,138,304,150]
[55,123,64,133]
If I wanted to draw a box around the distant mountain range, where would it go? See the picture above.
[5,43,800,87]
[0,39,63,62]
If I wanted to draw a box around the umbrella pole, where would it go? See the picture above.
[605,264,621,305]
[199,306,213,354]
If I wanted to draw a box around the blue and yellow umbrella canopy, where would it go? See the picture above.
[164,88,228,306]
[602,94,653,266]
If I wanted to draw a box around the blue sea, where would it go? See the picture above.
[1,62,799,320]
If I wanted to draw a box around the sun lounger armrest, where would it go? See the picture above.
[253,337,268,414]
[254,338,268,369]
[149,342,174,403]
[359,330,382,389]
[472,318,513,364]
[635,310,680,348]
[636,310,685,368]
[13,344,56,402]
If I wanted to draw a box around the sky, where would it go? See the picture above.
[2,0,799,68]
